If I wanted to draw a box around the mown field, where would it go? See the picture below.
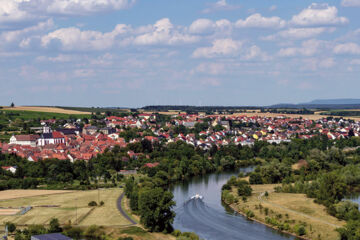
[1,106,91,115]
[229,184,345,240]
[0,188,130,227]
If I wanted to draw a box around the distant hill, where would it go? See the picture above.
[303,99,360,105]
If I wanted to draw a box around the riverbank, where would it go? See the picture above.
[224,184,345,240]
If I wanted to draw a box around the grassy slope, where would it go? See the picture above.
[229,184,345,240]
[0,189,130,227]
[1,109,90,120]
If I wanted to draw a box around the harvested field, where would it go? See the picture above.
[0,188,130,226]
[0,190,73,201]
[0,208,21,216]
[2,106,91,115]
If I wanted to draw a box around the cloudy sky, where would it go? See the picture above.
[0,0,359,107]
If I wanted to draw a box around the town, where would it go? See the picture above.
[1,112,359,164]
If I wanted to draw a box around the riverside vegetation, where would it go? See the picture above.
[3,130,360,239]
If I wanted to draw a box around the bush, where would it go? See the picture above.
[294,224,306,236]
[88,201,98,207]
[100,201,104,206]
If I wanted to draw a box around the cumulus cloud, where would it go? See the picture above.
[341,0,360,7]
[134,18,199,45]
[235,13,286,29]
[41,24,130,50]
[188,18,232,34]
[263,27,335,40]
[0,0,34,27]
[278,39,324,57]
[290,3,348,26]
[192,38,242,58]
[0,19,54,49]
[333,43,360,55]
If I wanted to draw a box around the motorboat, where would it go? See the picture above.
[190,194,204,200]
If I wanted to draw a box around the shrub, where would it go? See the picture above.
[100,201,104,206]
[88,201,98,207]
[294,224,306,236]
[5,222,16,233]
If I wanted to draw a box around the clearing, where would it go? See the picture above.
[0,188,131,227]
[229,184,345,240]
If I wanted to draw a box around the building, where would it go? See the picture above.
[82,125,98,135]
[1,166,17,174]
[100,127,116,135]
[9,135,39,147]
[31,233,72,240]
[37,132,65,146]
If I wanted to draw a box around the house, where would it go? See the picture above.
[31,233,72,240]
[1,166,17,174]
[143,162,159,168]
[100,127,116,135]
[9,135,39,147]
[82,125,98,135]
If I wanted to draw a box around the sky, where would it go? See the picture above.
[0,0,360,107]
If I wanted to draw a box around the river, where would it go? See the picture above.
[171,168,295,240]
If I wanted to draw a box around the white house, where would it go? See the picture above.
[1,166,17,174]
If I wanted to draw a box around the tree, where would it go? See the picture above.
[138,187,175,232]
[10,102,15,108]
[5,222,16,233]
[49,218,62,233]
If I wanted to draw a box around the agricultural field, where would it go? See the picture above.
[1,106,91,115]
[0,188,130,227]
[229,184,345,240]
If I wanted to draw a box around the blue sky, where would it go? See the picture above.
[0,0,360,107]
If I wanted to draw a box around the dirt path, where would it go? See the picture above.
[258,192,342,228]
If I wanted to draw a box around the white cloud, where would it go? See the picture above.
[278,39,324,57]
[0,0,135,28]
[342,0,360,7]
[235,13,286,29]
[269,5,277,12]
[189,18,232,34]
[189,19,215,34]
[263,27,335,40]
[192,38,242,58]
[290,3,348,26]
[333,43,360,55]
[41,24,130,50]
[194,62,225,75]
[134,18,199,45]
[20,0,135,15]
[202,0,240,13]
[36,54,76,62]
[0,0,34,26]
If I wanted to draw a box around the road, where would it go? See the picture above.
[117,192,137,225]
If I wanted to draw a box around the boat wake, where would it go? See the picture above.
[174,198,294,240]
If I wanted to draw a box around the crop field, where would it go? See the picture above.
[0,190,72,201]
[230,184,345,240]
[0,188,130,227]
[0,208,21,216]
[1,106,91,115]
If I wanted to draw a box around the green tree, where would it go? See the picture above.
[49,218,62,233]
[138,187,175,232]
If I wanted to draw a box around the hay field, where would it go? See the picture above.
[0,188,130,227]
[230,184,345,240]
[0,190,72,201]
[2,106,91,115]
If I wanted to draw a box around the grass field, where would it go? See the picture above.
[1,106,91,115]
[0,190,72,201]
[229,184,345,240]
[0,189,130,227]
[1,109,90,120]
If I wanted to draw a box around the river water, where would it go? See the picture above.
[171,168,295,240]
